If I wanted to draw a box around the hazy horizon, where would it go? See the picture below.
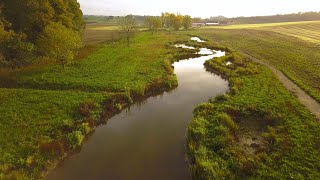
[78,0,320,18]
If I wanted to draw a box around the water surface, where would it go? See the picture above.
[47,41,228,180]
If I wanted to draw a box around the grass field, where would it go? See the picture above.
[191,28,320,103]
[83,24,148,44]
[205,21,320,44]
[188,51,320,179]
[83,24,122,44]
[0,31,183,179]
[0,88,110,178]
[1,32,179,93]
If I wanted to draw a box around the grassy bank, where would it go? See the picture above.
[0,31,183,179]
[188,51,320,179]
[192,28,320,103]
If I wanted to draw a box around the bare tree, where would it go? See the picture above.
[119,15,137,47]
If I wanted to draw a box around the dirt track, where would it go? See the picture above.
[238,51,320,121]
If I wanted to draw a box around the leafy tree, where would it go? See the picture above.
[145,16,162,34]
[0,16,34,68]
[0,0,85,68]
[37,22,82,69]
[173,14,184,30]
[183,15,193,30]
[119,15,137,47]
[160,12,186,30]
[1,0,84,41]
[161,12,173,28]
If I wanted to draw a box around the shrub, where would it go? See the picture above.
[193,103,215,117]
[77,123,91,135]
[66,131,84,149]
[188,117,208,141]
[214,94,230,102]
[115,103,123,111]
[217,113,239,132]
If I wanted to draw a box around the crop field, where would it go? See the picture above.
[84,24,148,44]
[191,28,320,103]
[205,21,320,44]
[83,24,122,44]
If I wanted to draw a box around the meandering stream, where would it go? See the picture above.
[47,38,229,180]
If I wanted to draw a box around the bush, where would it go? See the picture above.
[66,131,84,149]
[115,103,123,111]
[213,94,230,102]
[193,103,215,117]
[217,113,239,132]
[77,123,91,135]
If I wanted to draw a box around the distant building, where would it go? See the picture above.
[192,22,206,27]
[192,20,231,27]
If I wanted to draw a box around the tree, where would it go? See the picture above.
[1,0,85,68]
[1,0,85,42]
[0,13,34,69]
[119,15,137,47]
[37,22,82,69]
[183,15,193,30]
[145,16,162,34]
[172,14,183,31]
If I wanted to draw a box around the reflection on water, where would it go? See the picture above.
[46,39,229,180]
[191,37,205,42]
[174,44,195,49]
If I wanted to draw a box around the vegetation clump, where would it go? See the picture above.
[67,131,84,149]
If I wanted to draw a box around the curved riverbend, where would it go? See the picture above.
[47,38,229,180]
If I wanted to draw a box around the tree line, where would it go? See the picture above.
[0,0,85,69]
[145,13,193,32]
[230,12,320,24]
[119,13,193,47]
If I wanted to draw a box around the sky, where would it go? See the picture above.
[78,0,320,18]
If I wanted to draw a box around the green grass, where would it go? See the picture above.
[192,28,320,103]
[1,32,178,94]
[0,31,182,179]
[188,51,320,179]
[0,88,111,179]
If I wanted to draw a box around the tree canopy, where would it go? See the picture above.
[37,22,82,69]
[0,0,84,69]
[145,16,162,34]
[160,12,193,30]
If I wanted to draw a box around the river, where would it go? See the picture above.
[47,38,229,180]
